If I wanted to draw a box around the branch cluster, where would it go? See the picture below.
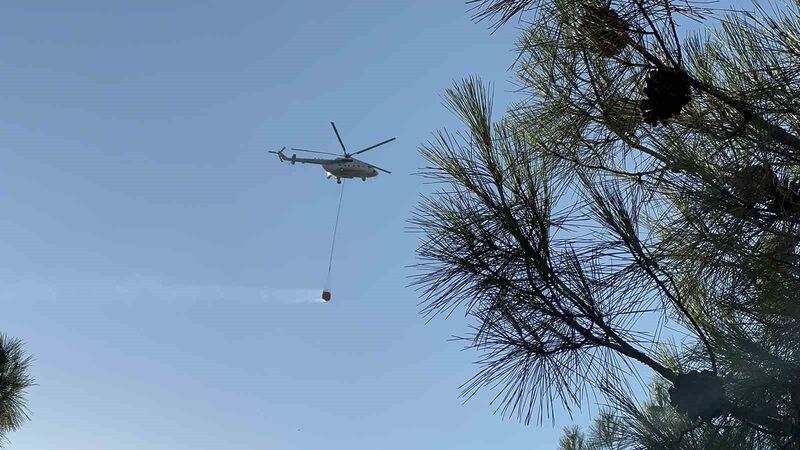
[413,0,800,444]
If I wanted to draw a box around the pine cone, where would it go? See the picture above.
[582,7,628,57]
[769,176,800,219]
[727,164,778,207]
[639,68,692,126]
[759,234,798,280]
[600,97,641,135]
[668,370,727,421]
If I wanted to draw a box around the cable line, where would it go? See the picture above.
[322,181,345,301]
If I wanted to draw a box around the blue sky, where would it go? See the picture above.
[0,1,604,449]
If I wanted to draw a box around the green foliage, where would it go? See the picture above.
[413,0,800,446]
[566,381,778,449]
[0,334,33,446]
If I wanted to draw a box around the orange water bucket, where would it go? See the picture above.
[321,290,331,301]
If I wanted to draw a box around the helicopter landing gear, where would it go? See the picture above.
[361,177,366,181]
[336,177,342,184]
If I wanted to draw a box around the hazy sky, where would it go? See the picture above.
[0,1,601,449]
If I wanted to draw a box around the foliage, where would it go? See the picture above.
[0,334,33,446]
[557,381,778,450]
[412,0,800,446]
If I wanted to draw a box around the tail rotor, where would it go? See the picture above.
[267,146,287,156]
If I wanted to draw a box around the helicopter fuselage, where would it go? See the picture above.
[273,151,379,181]
[322,158,379,180]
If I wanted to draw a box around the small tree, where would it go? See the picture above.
[0,334,33,446]
[411,0,800,446]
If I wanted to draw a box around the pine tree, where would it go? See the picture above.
[411,0,800,446]
[0,335,33,447]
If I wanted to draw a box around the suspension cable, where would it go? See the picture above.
[324,181,345,290]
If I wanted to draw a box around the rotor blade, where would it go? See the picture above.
[351,137,396,156]
[331,122,348,155]
[368,163,391,174]
[268,146,287,154]
[290,148,340,156]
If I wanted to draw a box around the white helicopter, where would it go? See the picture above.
[269,122,395,184]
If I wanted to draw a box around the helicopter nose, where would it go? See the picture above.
[372,168,378,176]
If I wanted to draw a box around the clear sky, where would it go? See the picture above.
[0,1,597,449]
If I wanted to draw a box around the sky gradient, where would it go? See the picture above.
[0,1,599,449]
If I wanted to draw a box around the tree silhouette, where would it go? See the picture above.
[412,0,800,445]
[0,334,33,447]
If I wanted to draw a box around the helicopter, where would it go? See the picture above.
[269,122,395,184]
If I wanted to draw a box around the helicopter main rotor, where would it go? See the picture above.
[289,121,395,164]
